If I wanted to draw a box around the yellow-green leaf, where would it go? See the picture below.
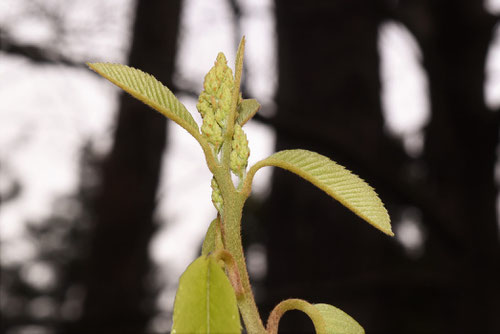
[247,149,393,236]
[201,218,223,256]
[314,304,364,334]
[237,99,261,126]
[88,63,199,138]
[172,256,241,334]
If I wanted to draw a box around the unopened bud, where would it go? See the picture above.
[211,177,223,213]
[230,124,250,177]
[197,52,235,154]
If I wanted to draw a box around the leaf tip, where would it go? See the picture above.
[86,62,97,71]
[236,37,246,62]
[87,62,107,75]
[379,211,394,237]
[370,213,394,237]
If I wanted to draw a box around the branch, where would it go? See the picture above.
[0,30,85,68]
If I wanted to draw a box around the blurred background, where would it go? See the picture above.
[1,0,499,333]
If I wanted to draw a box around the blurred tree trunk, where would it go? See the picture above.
[399,1,500,332]
[262,0,499,333]
[73,1,182,333]
[261,1,406,332]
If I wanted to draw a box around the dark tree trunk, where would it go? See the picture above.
[261,1,404,332]
[74,1,182,333]
[262,0,499,333]
[399,1,500,332]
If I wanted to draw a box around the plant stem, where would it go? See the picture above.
[219,182,266,334]
[211,37,265,333]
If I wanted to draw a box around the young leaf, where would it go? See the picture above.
[266,298,326,334]
[202,218,223,256]
[88,63,200,138]
[237,99,261,126]
[314,304,364,334]
[246,149,393,236]
[172,256,241,334]
[225,37,245,132]
[266,299,364,334]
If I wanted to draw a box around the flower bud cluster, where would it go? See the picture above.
[230,124,250,177]
[197,52,234,152]
[199,53,250,213]
[211,177,223,214]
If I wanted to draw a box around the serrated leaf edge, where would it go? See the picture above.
[88,62,200,139]
[245,149,393,236]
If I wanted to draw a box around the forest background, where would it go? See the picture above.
[1,0,499,333]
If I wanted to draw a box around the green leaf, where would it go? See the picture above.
[172,256,241,334]
[227,37,245,129]
[88,63,200,138]
[233,37,245,92]
[202,218,223,256]
[266,299,364,334]
[237,99,261,126]
[247,149,393,236]
[266,298,327,334]
[314,304,364,334]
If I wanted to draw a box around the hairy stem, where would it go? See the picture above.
[211,37,265,333]
[213,249,244,297]
[217,178,265,334]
